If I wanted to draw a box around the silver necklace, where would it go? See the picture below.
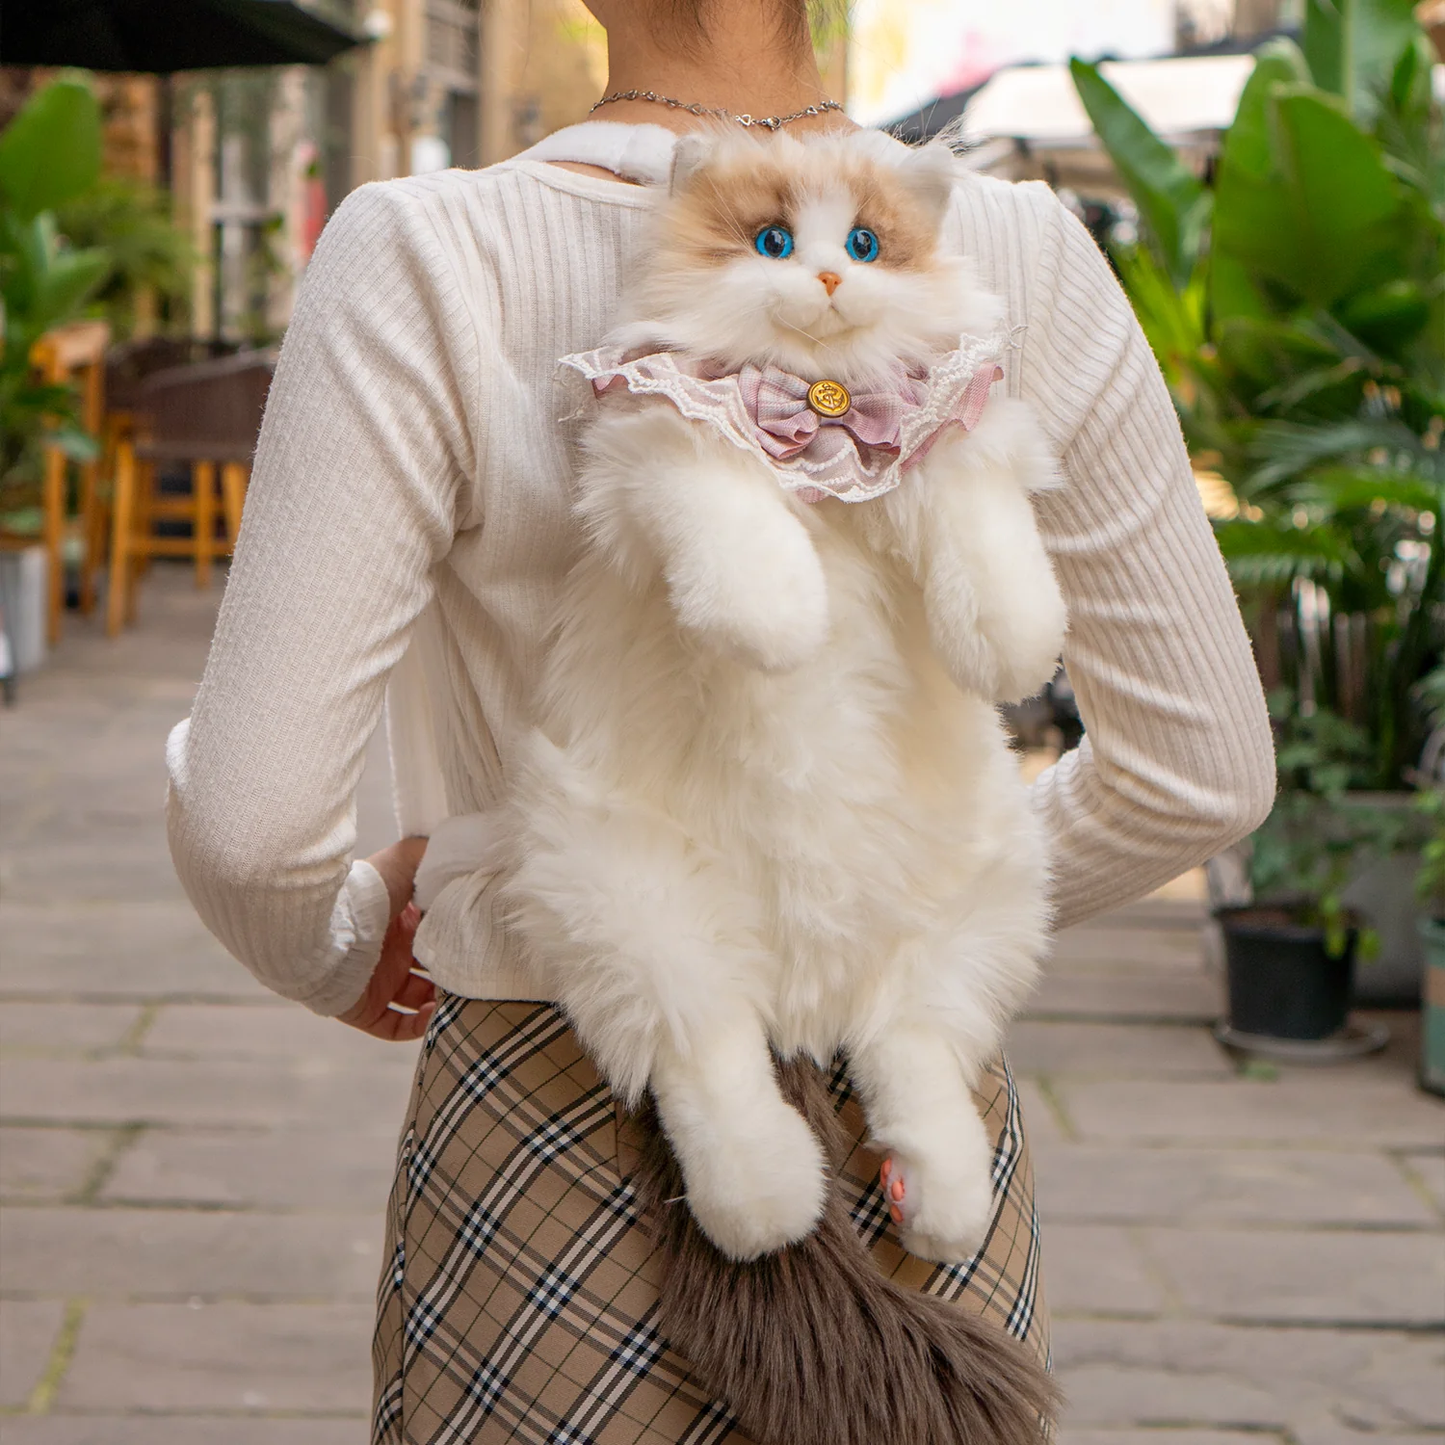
[589,89,844,131]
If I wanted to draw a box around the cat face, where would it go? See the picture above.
[625,129,999,384]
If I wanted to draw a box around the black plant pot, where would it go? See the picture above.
[1216,905,1356,1041]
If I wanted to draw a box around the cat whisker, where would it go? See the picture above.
[775,317,830,350]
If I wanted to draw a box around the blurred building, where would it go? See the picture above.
[850,0,1299,128]
[63,0,1309,342]
[77,0,605,342]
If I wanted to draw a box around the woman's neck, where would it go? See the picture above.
[592,4,853,136]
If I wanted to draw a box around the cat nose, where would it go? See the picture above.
[817,271,841,296]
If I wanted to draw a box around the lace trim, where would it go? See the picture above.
[558,329,1010,504]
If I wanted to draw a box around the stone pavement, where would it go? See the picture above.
[1,565,1442,1445]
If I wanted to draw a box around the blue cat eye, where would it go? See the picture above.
[846,227,880,263]
[754,225,794,260]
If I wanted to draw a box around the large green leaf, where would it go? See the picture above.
[1211,42,1310,329]
[31,250,109,334]
[1213,515,1352,584]
[1208,250,1274,341]
[1293,465,1442,514]
[1068,57,1210,287]
[1375,37,1445,221]
[1249,415,1425,486]
[0,80,102,222]
[1303,0,1423,121]
[1215,86,1405,307]
[1111,243,1206,382]
[1214,312,1343,390]
[1221,40,1311,185]
[1333,278,1430,355]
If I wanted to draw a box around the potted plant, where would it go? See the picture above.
[1070,3,1444,1002]
[1213,696,1403,1054]
[1413,667,1445,1091]
[0,75,108,646]
[1416,788,1445,1093]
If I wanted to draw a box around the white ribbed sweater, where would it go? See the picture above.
[165,125,1275,1017]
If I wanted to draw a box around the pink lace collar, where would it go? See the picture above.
[560,332,1008,504]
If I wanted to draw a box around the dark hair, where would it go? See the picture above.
[664,0,811,49]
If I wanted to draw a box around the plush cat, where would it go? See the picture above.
[504,127,1065,1444]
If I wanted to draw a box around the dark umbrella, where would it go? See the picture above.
[2,0,367,72]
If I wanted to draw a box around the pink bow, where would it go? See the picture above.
[737,363,926,464]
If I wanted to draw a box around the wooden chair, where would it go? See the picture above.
[106,352,273,636]
[21,320,110,646]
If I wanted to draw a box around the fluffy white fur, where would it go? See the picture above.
[504,132,1067,1264]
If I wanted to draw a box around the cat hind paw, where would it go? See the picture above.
[881,1152,994,1265]
[681,1101,828,1260]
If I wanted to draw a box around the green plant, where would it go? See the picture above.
[1412,663,1445,917]
[1251,691,1412,953]
[1070,0,1443,797]
[0,78,108,518]
[54,176,194,341]
[1415,785,1445,920]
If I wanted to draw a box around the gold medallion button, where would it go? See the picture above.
[807,378,851,418]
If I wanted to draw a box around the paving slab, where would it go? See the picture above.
[1,903,270,1002]
[0,1128,108,1202]
[0,1208,383,1299]
[1050,926,1208,972]
[1035,1144,1437,1227]
[7,837,194,907]
[0,1416,363,1444]
[1055,1363,1286,1429]
[1290,1422,1445,1445]
[141,1003,411,1065]
[1035,1224,1165,1316]
[102,1127,399,1210]
[1051,1319,1445,1431]
[1081,896,1208,929]
[1007,1022,1233,1078]
[1400,1152,1445,1215]
[1144,1226,1445,1326]
[0,1004,144,1052]
[58,1301,372,1412]
[1027,972,1224,1023]
[1013,1078,1069,1146]
[0,1055,414,1131]
[1060,1434,1280,1445]
[0,1298,66,1408]
[6,567,1444,1438]
[1060,1077,1445,1148]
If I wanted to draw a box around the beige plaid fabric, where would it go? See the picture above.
[373,996,1050,1444]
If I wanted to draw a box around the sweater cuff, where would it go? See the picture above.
[295,859,393,1017]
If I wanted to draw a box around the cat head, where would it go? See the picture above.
[620,128,999,385]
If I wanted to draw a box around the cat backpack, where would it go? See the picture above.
[505,127,1064,1445]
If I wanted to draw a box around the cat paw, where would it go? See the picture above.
[668,522,829,673]
[928,609,1064,706]
[880,1152,994,1265]
[978,606,1068,704]
[680,1098,828,1260]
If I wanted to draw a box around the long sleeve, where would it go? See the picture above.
[1007,187,1275,928]
[166,181,481,1015]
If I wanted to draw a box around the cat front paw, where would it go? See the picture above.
[928,588,1066,704]
[676,1094,828,1260]
[881,1149,995,1265]
[667,520,829,673]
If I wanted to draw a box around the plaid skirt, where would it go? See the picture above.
[373,995,1050,1445]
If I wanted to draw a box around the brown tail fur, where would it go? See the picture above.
[630,1055,1060,1445]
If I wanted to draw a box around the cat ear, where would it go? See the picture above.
[670,134,714,195]
[894,144,957,230]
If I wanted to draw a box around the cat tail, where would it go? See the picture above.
[630,1055,1061,1445]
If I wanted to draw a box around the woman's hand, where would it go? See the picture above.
[338,837,436,1041]
[367,836,430,917]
